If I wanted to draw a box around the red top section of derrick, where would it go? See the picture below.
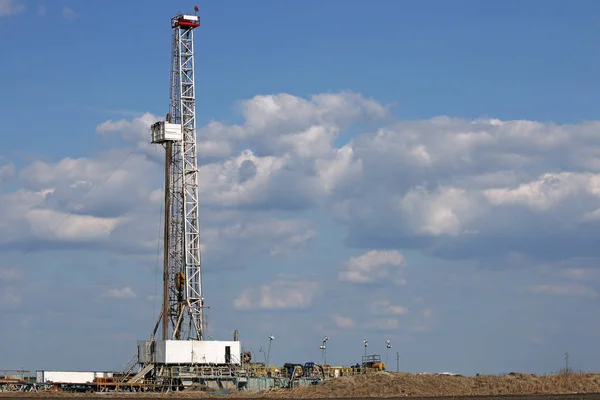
[171,13,200,29]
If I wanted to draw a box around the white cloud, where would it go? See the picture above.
[4,91,600,326]
[339,250,405,284]
[234,276,319,310]
[0,267,21,282]
[484,172,600,210]
[332,115,600,261]
[61,6,77,20]
[196,150,285,207]
[408,323,430,333]
[397,186,483,236]
[204,218,315,258]
[0,267,22,310]
[561,268,600,280]
[371,317,399,330]
[0,289,21,309]
[0,162,14,183]
[237,92,389,147]
[372,301,408,316]
[0,0,23,16]
[5,92,600,266]
[101,286,136,299]
[25,208,121,242]
[524,284,597,298]
[96,112,159,143]
[330,314,356,329]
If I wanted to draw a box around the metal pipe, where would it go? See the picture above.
[162,140,172,341]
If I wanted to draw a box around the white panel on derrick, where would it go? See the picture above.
[151,121,182,143]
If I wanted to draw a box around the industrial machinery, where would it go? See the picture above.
[132,7,242,391]
[361,354,386,371]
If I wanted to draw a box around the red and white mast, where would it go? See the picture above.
[151,6,204,341]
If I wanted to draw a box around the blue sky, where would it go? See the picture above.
[1,0,600,376]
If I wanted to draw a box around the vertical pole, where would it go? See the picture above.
[386,348,389,368]
[396,352,400,372]
[385,340,391,371]
[267,338,273,365]
[162,141,172,341]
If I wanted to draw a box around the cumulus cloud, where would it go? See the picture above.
[3,91,600,335]
[397,186,483,236]
[196,150,315,210]
[561,268,600,280]
[0,268,21,309]
[26,209,121,242]
[234,275,319,310]
[331,314,356,329]
[0,162,14,183]
[484,172,600,211]
[203,218,315,259]
[235,92,389,154]
[0,289,21,309]
[0,142,314,263]
[372,301,408,316]
[61,6,77,19]
[101,286,136,299]
[0,150,163,253]
[97,112,158,141]
[0,267,20,282]
[339,250,405,284]
[0,0,24,16]
[524,284,598,298]
[334,116,600,262]
[371,317,399,330]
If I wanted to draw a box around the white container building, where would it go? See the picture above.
[35,370,113,384]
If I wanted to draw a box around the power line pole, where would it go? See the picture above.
[396,352,400,372]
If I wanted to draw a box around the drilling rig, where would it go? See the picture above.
[134,7,242,391]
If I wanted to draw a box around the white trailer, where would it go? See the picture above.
[35,370,113,384]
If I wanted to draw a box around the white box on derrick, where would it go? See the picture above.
[151,121,182,143]
[146,340,241,365]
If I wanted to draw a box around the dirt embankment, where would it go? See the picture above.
[250,372,600,399]
[2,372,600,399]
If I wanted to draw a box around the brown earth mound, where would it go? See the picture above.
[2,373,600,399]
[252,372,600,398]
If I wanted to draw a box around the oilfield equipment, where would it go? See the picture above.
[1,7,395,394]
[132,6,243,390]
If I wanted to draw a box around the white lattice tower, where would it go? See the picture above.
[151,8,203,342]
